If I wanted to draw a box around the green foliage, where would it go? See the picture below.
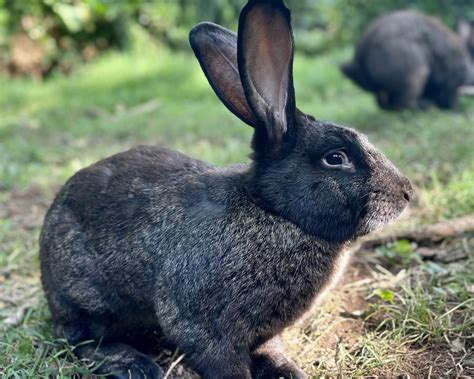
[423,169,474,221]
[376,240,421,268]
[0,0,142,76]
[368,256,474,346]
[0,299,96,377]
[373,288,395,304]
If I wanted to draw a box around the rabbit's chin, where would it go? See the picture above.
[357,211,403,236]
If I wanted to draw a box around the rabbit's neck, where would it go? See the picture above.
[263,230,352,329]
[203,167,355,341]
[235,196,353,340]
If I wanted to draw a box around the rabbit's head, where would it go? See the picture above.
[190,0,412,243]
[458,18,474,59]
[458,19,474,85]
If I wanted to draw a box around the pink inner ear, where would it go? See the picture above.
[212,42,257,124]
[191,24,258,126]
[245,4,292,113]
[458,20,471,42]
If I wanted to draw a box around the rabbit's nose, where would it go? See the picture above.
[401,178,413,202]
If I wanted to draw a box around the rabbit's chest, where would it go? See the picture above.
[251,243,352,340]
[294,246,353,324]
[286,246,351,312]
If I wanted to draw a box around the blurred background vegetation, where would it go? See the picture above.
[1,0,474,78]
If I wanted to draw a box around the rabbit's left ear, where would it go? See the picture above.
[189,22,259,127]
[238,0,296,146]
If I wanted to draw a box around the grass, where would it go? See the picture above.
[0,27,473,377]
[285,238,474,377]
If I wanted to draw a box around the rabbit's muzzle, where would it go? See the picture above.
[361,174,412,234]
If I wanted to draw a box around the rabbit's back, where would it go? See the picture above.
[40,146,216,333]
[357,11,467,80]
[343,11,470,109]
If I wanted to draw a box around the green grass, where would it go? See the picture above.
[0,28,473,377]
[369,259,474,344]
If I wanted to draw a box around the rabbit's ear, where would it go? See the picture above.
[189,22,259,127]
[457,19,471,43]
[238,0,296,147]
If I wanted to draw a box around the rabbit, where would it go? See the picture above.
[40,0,413,378]
[458,18,474,84]
[341,10,474,110]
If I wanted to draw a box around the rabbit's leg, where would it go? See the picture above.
[430,86,459,109]
[251,335,307,379]
[161,319,252,378]
[53,308,162,377]
[377,77,425,110]
[417,97,434,109]
[75,342,163,379]
[377,89,420,110]
[375,63,428,110]
[184,347,252,379]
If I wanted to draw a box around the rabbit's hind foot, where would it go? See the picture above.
[75,342,163,378]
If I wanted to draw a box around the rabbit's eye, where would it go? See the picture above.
[323,151,348,165]
[322,150,353,169]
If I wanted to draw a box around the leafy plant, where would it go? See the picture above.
[0,0,143,77]
[376,240,421,268]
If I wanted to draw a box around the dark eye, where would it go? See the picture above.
[322,150,352,169]
[324,152,346,165]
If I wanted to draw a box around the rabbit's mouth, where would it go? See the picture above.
[357,191,409,235]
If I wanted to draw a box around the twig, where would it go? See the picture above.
[355,215,474,252]
[459,85,474,96]
[163,353,185,379]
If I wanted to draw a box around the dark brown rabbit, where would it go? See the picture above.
[341,11,474,110]
[40,0,412,378]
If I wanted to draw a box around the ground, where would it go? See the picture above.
[1,30,473,377]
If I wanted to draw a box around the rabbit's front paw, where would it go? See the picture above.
[251,354,307,379]
[105,355,163,379]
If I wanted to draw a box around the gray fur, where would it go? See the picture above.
[40,1,412,378]
[341,11,474,109]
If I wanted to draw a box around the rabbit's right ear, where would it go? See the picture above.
[238,0,296,148]
[189,22,258,127]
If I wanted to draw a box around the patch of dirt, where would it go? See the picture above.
[0,185,50,329]
[0,185,53,230]
[0,271,40,330]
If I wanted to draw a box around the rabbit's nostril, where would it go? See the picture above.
[400,177,413,202]
[403,190,410,202]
